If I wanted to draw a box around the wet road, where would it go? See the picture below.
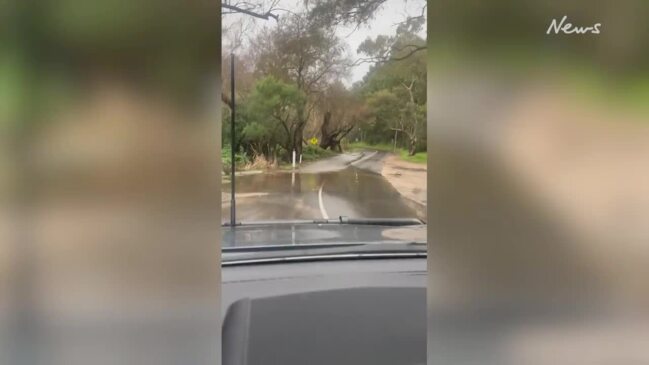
[222,151,423,223]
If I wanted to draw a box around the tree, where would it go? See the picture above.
[356,27,426,154]
[364,82,424,155]
[317,82,368,151]
[307,0,427,63]
[250,13,349,155]
[391,79,425,155]
[221,0,280,21]
[364,89,401,145]
[308,0,398,27]
[240,76,306,161]
[356,16,426,64]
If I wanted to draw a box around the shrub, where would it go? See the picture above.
[301,144,336,162]
[222,146,250,172]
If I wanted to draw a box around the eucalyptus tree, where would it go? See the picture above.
[250,12,350,155]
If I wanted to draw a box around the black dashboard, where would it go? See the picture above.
[222,258,426,365]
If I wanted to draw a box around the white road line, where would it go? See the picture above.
[351,150,378,166]
[318,182,330,219]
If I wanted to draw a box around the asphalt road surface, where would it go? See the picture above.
[222,151,422,223]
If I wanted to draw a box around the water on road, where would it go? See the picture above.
[222,153,422,223]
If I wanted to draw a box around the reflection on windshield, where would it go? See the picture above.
[222,222,427,248]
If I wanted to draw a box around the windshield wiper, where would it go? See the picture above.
[222,216,425,227]
[222,241,426,266]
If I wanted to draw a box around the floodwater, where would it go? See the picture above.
[221,165,421,223]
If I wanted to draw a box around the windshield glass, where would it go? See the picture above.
[221,0,427,254]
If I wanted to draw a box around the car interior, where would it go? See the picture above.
[222,258,426,365]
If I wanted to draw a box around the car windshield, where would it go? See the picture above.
[221,154,427,263]
[221,217,427,264]
[221,3,427,258]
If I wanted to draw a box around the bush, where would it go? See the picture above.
[301,145,336,162]
[222,146,250,172]
[346,141,395,152]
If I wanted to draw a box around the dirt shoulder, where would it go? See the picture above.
[381,154,427,208]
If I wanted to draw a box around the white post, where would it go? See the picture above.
[299,154,302,164]
[292,149,296,169]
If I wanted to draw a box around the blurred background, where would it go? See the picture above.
[0,1,221,364]
[427,0,649,364]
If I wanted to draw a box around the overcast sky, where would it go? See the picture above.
[222,0,426,85]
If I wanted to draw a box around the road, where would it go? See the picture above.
[222,151,424,223]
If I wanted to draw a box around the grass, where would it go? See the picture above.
[275,145,338,169]
[222,144,339,172]
[399,150,427,164]
[301,144,338,162]
[347,142,427,164]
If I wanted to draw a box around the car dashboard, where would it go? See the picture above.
[222,258,426,365]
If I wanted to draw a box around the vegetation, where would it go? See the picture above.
[222,146,251,173]
[221,1,427,171]
[301,145,338,162]
[347,142,427,164]
[346,141,396,153]
[399,150,427,164]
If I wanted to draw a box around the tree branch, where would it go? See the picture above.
[391,46,426,61]
[222,3,279,21]
[349,45,426,66]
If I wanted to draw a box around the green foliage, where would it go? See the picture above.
[301,144,337,162]
[360,89,400,144]
[221,145,250,172]
[347,141,396,152]
[223,1,429,166]
[399,150,427,164]
[346,142,426,164]
[253,13,349,93]
[222,76,307,164]
[307,0,407,28]
[245,77,306,121]
[350,27,427,153]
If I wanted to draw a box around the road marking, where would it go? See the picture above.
[318,182,330,219]
[351,150,378,166]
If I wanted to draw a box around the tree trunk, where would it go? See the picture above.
[408,136,417,156]
[319,111,354,151]
[293,126,304,157]
[319,111,335,150]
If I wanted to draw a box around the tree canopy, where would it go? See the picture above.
[222,0,427,167]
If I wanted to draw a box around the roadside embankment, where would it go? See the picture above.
[380,154,427,214]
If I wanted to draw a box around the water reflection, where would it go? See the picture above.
[222,167,422,223]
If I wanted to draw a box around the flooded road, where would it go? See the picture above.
[222,152,424,223]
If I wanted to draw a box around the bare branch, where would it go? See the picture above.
[348,45,426,66]
[222,3,279,21]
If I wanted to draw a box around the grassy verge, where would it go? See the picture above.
[221,145,338,171]
[347,142,427,164]
[301,145,338,162]
[276,145,338,169]
[347,141,395,152]
[399,150,427,164]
